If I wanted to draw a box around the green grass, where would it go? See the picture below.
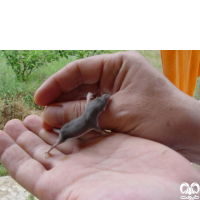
[0,163,9,176]
[26,194,35,200]
[0,55,78,109]
[29,56,76,86]
[137,50,162,72]
[194,77,200,100]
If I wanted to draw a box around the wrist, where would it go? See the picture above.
[170,92,200,164]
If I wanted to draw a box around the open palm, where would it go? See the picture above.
[1,115,199,200]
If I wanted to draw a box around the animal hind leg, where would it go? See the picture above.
[45,140,61,157]
[100,129,113,136]
[93,124,112,136]
[86,92,93,108]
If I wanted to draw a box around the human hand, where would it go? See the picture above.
[1,115,199,200]
[34,51,200,163]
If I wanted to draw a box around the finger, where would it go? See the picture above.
[42,117,53,131]
[0,130,45,195]
[25,114,103,146]
[4,119,64,167]
[43,99,103,129]
[34,52,125,106]
[55,83,99,103]
[43,100,87,127]
[42,90,134,134]
[23,115,82,154]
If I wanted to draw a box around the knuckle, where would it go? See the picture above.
[72,101,86,119]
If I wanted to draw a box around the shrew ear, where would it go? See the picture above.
[53,128,60,134]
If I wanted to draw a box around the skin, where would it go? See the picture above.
[1,51,200,199]
[1,115,200,200]
[34,51,200,164]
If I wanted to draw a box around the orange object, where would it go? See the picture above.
[160,50,200,96]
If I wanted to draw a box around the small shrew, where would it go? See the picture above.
[45,92,111,157]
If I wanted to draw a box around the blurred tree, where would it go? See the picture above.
[1,50,113,82]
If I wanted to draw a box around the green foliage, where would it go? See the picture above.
[1,50,114,82]
[59,50,103,58]
[26,194,35,200]
[0,163,9,176]
[23,93,40,109]
[1,50,69,82]
[0,51,108,109]
[70,50,109,59]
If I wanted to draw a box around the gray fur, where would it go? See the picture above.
[45,93,110,155]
